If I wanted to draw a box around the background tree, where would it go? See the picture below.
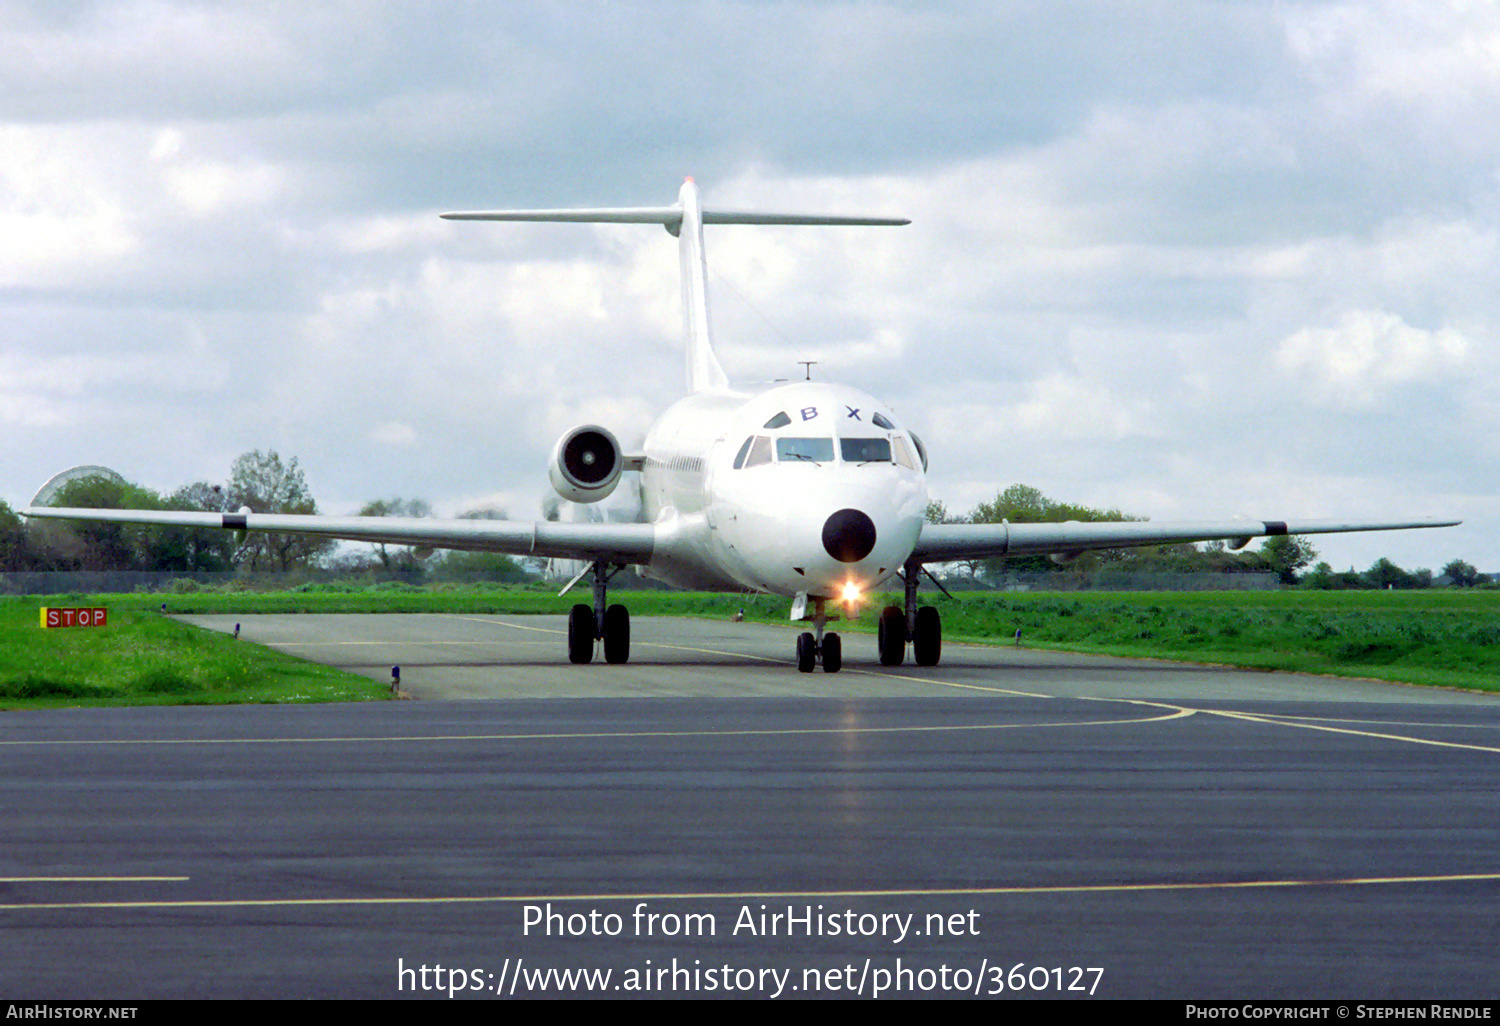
[428,508,534,582]
[33,474,171,571]
[0,500,49,572]
[226,450,334,571]
[1258,534,1318,586]
[1169,539,1272,575]
[923,499,986,579]
[969,484,1139,577]
[1363,557,1428,590]
[159,482,238,572]
[1442,559,1484,587]
[924,499,955,525]
[358,497,433,573]
[1302,561,1336,590]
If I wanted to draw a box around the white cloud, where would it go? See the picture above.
[1275,309,1469,407]
[0,125,138,283]
[370,421,417,447]
[1285,0,1500,106]
[158,152,287,217]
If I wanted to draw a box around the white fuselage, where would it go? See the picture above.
[637,380,928,601]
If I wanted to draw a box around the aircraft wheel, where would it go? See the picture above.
[796,632,816,673]
[878,605,906,666]
[567,603,594,664]
[912,605,942,667]
[822,632,841,673]
[603,603,630,664]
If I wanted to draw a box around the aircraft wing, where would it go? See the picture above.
[22,507,656,563]
[911,517,1461,563]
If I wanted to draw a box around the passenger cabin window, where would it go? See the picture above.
[776,437,834,463]
[840,437,892,463]
[763,411,792,429]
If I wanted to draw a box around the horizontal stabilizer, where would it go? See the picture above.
[446,182,909,395]
[442,207,684,224]
[442,208,909,228]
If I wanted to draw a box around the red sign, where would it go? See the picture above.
[40,607,108,628]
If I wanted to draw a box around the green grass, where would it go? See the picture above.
[1,597,388,708]
[4,587,1498,706]
[867,590,1500,692]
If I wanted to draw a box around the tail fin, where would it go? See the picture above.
[673,178,726,392]
[443,181,908,394]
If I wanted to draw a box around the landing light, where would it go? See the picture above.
[841,582,862,604]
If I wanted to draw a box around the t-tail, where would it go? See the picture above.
[442,179,909,394]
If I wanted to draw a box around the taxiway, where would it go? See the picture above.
[2,614,1495,999]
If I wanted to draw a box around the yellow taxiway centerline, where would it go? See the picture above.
[5,871,1498,912]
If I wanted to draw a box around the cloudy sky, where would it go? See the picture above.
[3,0,1495,573]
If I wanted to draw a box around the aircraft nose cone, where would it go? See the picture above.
[822,508,877,563]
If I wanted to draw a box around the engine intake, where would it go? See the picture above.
[549,424,623,503]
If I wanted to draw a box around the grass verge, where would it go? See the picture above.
[4,587,1497,707]
[2,597,387,709]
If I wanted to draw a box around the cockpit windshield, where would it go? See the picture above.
[839,437,892,463]
[734,432,917,469]
[776,437,835,463]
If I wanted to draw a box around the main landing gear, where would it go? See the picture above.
[794,597,842,673]
[567,560,630,664]
[875,559,942,667]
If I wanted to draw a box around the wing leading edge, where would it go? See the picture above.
[22,507,655,563]
[912,517,1462,563]
[24,508,1460,567]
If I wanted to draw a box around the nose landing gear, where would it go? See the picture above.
[794,596,843,673]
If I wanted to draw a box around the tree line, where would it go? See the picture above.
[0,450,529,581]
[928,484,1490,589]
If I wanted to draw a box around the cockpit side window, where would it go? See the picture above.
[763,411,792,429]
[776,437,834,463]
[732,436,754,469]
[909,432,928,471]
[891,435,919,470]
[743,435,773,468]
[840,437,892,463]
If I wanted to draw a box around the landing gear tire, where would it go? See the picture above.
[912,605,942,667]
[796,632,817,673]
[822,632,842,673]
[878,605,906,666]
[603,603,630,664]
[567,603,594,664]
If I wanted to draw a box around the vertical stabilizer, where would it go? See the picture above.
[676,179,731,393]
[441,184,907,397]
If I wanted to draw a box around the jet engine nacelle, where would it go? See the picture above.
[549,424,623,504]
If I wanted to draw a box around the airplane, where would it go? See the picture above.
[24,179,1459,672]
